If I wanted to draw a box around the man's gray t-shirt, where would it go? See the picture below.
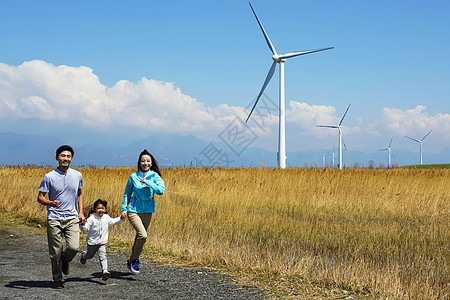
[39,168,83,220]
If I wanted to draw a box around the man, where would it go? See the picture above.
[37,145,86,289]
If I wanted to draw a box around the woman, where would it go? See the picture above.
[121,149,165,275]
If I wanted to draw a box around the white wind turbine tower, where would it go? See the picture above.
[405,130,432,165]
[322,153,326,169]
[326,145,336,168]
[317,104,351,170]
[246,2,333,169]
[379,137,393,168]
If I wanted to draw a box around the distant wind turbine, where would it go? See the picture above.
[246,2,333,169]
[379,137,393,168]
[326,145,336,169]
[405,130,432,165]
[317,104,351,169]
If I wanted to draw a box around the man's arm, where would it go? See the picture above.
[37,191,59,207]
[77,188,86,224]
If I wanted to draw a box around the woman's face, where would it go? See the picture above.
[139,154,152,172]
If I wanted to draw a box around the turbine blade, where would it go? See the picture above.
[249,3,277,55]
[279,47,334,60]
[388,137,393,148]
[246,61,277,123]
[339,104,351,126]
[378,148,388,151]
[405,136,420,143]
[421,130,432,141]
[342,136,348,151]
[316,125,339,128]
[391,152,397,161]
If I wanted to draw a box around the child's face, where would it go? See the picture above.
[95,203,106,217]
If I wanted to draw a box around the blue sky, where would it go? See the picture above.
[1,0,449,159]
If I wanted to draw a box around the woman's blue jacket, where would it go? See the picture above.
[121,171,165,213]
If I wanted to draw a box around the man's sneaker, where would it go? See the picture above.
[102,270,110,281]
[52,281,64,289]
[80,251,87,264]
[127,259,140,275]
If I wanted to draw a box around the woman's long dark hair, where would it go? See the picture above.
[137,149,162,177]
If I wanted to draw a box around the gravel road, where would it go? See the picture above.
[0,226,268,300]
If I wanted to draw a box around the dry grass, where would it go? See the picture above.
[0,166,448,299]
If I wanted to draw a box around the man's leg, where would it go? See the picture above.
[61,218,80,275]
[47,219,63,282]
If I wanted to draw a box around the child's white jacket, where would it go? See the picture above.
[80,213,124,245]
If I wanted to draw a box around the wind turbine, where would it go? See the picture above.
[317,104,351,170]
[246,2,333,169]
[379,137,393,168]
[326,145,336,168]
[405,130,432,165]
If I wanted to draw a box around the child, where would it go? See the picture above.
[80,199,125,280]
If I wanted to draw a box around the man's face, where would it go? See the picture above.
[56,150,72,168]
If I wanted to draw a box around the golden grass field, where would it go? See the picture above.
[0,166,448,299]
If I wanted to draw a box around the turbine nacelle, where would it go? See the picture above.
[272,54,284,63]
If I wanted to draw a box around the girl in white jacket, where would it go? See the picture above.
[80,199,125,280]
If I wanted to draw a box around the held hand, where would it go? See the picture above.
[79,213,86,225]
[120,212,127,220]
[51,200,60,207]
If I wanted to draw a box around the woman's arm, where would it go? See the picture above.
[143,173,165,195]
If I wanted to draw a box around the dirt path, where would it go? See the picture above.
[0,225,268,300]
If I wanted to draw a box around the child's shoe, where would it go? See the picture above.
[80,251,86,264]
[102,270,110,281]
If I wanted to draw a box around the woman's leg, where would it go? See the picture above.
[127,212,152,261]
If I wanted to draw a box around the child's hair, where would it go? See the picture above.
[88,199,108,216]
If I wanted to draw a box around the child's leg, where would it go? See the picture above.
[84,244,100,260]
[97,244,108,271]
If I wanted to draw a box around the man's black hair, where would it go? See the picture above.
[56,145,74,157]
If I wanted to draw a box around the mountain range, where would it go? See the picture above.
[1,131,448,168]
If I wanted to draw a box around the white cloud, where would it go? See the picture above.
[0,60,227,133]
[1,61,449,152]
[0,60,280,138]
[287,101,337,127]
[381,105,450,137]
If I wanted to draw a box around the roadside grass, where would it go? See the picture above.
[0,166,448,299]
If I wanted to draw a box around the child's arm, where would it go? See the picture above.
[80,216,92,232]
[108,215,125,226]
